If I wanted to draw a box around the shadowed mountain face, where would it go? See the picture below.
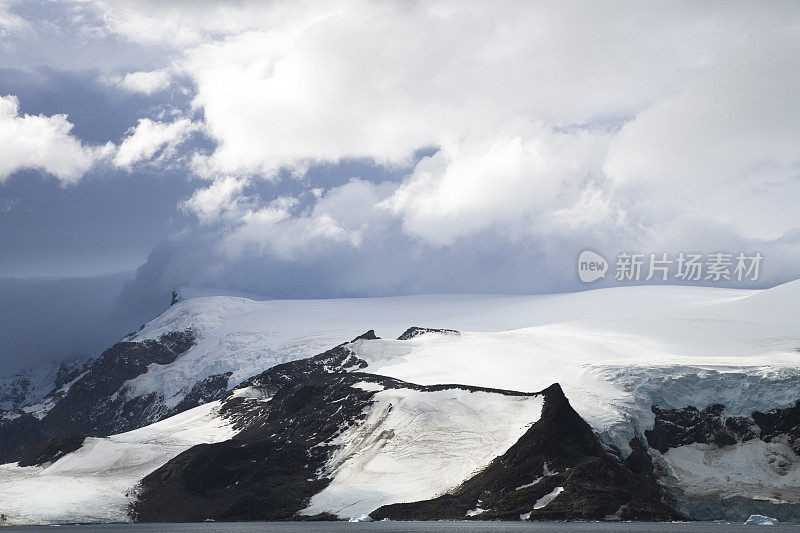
[0,331,200,463]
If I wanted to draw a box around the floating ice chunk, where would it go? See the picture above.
[744,514,779,525]
[348,514,373,522]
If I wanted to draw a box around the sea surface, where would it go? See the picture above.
[1,522,798,532]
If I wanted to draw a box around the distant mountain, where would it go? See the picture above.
[0,282,798,524]
[0,357,89,413]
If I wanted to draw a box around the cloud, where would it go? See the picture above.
[0,93,198,183]
[116,69,172,95]
[86,0,326,47]
[217,178,390,260]
[0,1,29,42]
[1,1,796,323]
[181,174,250,223]
[114,117,200,167]
[77,0,797,310]
[382,126,611,246]
[87,1,799,241]
[81,2,718,176]
[0,94,113,184]
[604,41,800,241]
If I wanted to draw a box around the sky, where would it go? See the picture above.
[0,0,798,372]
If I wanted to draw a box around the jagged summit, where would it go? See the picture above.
[352,329,379,341]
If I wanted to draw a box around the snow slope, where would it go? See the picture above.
[344,281,800,452]
[0,400,234,525]
[302,386,544,518]
[121,282,799,413]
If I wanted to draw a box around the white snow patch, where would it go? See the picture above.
[302,387,544,518]
[352,381,384,392]
[466,506,487,516]
[515,462,555,490]
[0,400,234,525]
[229,386,271,401]
[123,293,580,408]
[515,479,541,490]
[520,511,532,520]
[533,486,564,509]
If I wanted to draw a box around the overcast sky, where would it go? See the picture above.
[0,0,798,372]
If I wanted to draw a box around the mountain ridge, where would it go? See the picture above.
[0,282,798,524]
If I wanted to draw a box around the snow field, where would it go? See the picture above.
[0,400,234,525]
[302,385,544,518]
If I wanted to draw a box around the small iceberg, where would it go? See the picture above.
[348,514,374,522]
[744,514,779,526]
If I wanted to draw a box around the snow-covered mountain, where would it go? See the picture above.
[0,281,798,524]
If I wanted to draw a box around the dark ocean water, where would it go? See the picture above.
[1,522,798,532]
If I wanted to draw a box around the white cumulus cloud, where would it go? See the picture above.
[85,1,800,250]
[31,1,800,294]
[114,117,200,167]
[0,94,112,184]
[116,69,173,95]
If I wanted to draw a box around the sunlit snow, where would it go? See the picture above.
[0,401,234,525]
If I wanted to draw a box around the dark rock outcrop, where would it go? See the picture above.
[753,401,800,455]
[644,400,800,523]
[645,404,756,453]
[173,372,233,412]
[397,327,460,340]
[16,433,86,467]
[132,440,331,522]
[0,414,49,466]
[645,401,800,456]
